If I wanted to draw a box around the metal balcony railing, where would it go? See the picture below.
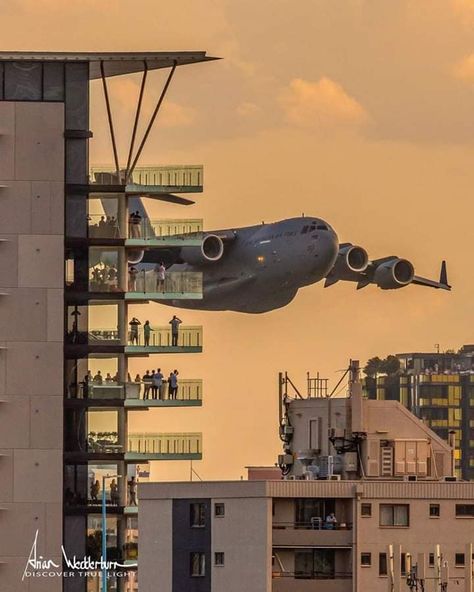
[128,379,202,401]
[128,433,202,455]
[129,270,202,295]
[128,218,203,241]
[272,521,353,531]
[272,572,352,580]
[128,326,202,348]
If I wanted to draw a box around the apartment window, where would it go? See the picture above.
[380,504,409,527]
[361,503,372,517]
[215,503,225,517]
[456,504,474,517]
[214,552,225,566]
[190,552,205,577]
[429,504,440,518]
[401,553,407,576]
[455,553,465,567]
[429,553,434,567]
[190,503,206,527]
[361,552,371,567]
[379,553,388,576]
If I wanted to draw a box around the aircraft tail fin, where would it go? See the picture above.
[440,260,448,287]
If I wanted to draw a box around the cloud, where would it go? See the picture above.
[453,53,474,82]
[279,77,369,130]
[158,101,197,128]
[236,101,261,117]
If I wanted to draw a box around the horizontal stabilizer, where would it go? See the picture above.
[412,260,451,291]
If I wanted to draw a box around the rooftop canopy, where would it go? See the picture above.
[0,51,219,79]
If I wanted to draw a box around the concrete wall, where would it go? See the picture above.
[0,101,64,592]
[139,499,173,592]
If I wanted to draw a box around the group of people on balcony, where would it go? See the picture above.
[133,368,180,400]
[90,262,119,292]
[128,315,183,347]
[88,214,120,238]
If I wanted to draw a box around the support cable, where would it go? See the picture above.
[125,61,148,183]
[128,61,177,179]
[100,61,121,182]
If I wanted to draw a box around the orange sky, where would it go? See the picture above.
[2,0,473,479]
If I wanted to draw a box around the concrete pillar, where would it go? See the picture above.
[465,543,473,592]
[117,192,127,238]
[393,544,402,592]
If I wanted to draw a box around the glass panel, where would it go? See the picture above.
[90,165,203,188]
[4,62,42,100]
[314,549,335,578]
[88,410,121,454]
[90,248,122,292]
[127,433,201,455]
[43,62,65,101]
[380,505,393,526]
[128,269,202,295]
[66,304,120,345]
[394,505,409,526]
[124,516,138,560]
[127,325,202,348]
[130,375,202,402]
[87,515,119,561]
[66,357,124,400]
[88,197,122,238]
[295,550,313,579]
[128,218,203,240]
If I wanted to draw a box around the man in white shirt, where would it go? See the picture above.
[155,262,166,292]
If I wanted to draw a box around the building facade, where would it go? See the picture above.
[0,51,215,592]
[139,363,474,591]
[364,346,474,479]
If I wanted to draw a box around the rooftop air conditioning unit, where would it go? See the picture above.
[328,474,341,481]
[443,476,458,482]
[287,475,296,480]
[404,475,418,482]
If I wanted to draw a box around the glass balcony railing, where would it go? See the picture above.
[88,214,122,239]
[126,379,202,402]
[128,218,203,242]
[127,433,202,456]
[128,270,202,297]
[90,165,203,191]
[127,326,202,348]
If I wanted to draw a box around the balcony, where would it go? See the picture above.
[87,214,203,247]
[272,575,352,592]
[272,523,353,548]
[125,326,203,355]
[125,433,202,461]
[126,270,203,301]
[90,165,203,194]
[126,218,203,247]
[125,379,203,408]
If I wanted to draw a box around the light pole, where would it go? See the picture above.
[102,474,119,592]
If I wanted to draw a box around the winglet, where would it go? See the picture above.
[440,260,449,288]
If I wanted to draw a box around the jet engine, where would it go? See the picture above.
[128,249,145,265]
[327,244,369,282]
[373,258,414,289]
[181,234,225,265]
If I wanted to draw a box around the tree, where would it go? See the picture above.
[381,355,401,376]
[364,357,383,378]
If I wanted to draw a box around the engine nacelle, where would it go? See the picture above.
[128,249,145,265]
[181,234,225,265]
[373,258,414,289]
[329,244,369,280]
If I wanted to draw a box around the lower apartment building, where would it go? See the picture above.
[138,362,474,591]
[139,479,474,592]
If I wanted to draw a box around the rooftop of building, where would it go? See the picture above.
[139,479,474,500]
[0,51,219,79]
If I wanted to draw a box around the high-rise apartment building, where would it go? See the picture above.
[0,51,216,592]
[364,346,474,479]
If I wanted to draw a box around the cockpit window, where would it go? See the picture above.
[316,224,328,230]
[301,226,309,234]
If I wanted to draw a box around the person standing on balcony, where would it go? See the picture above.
[155,262,166,293]
[325,512,338,530]
[128,476,137,506]
[143,320,152,347]
[153,368,164,400]
[129,317,141,345]
[143,370,152,399]
[110,479,119,505]
[169,315,182,347]
[128,265,138,291]
[129,211,142,238]
[90,479,100,503]
[169,369,179,399]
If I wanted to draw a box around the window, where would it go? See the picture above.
[380,504,409,527]
[214,552,225,566]
[190,552,205,577]
[379,553,387,576]
[215,503,225,517]
[429,553,434,567]
[361,503,372,517]
[456,504,474,517]
[361,552,371,567]
[190,503,206,527]
[401,553,407,576]
[429,504,440,517]
[455,553,465,567]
